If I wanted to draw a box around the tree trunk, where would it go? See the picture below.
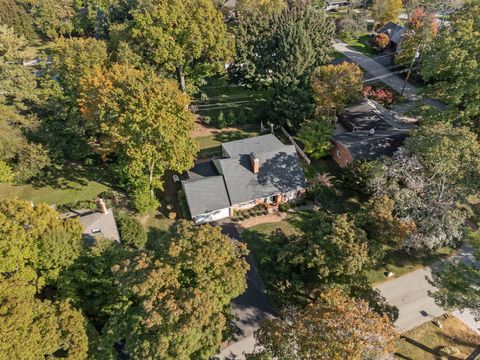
[149,160,156,200]
[176,65,186,93]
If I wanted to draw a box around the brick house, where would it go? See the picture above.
[331,99,417,168]
[182,134,307,224]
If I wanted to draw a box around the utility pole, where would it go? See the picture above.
[401,45,421,97]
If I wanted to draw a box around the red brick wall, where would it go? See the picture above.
[331,142,353,168]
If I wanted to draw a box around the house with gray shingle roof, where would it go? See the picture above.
[331,99,417,167]
[182,134,307,224]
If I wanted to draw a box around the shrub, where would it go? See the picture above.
[372,33,390,50]
[226,110,236,126]
[132,186,159,214]
[244,213,251,219]
[178,190,190,219]
[238,216,245,221]
[202,115,212,125]
[168,212,177,220]
[362,86,395,105]
[236,109,248,125]
[117,214,147,248]
[217,111,226,129]
[200,92,209,102]
[0,161,14,184]
[278,203,290,212]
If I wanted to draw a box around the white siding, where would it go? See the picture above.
[194,208,230,224]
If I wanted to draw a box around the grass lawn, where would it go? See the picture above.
[196,127,260,159]
[366,246,457,285]
[395,315,480,360]
[0,163,112,206]
[342,33,376,56]
[195,77,272,121]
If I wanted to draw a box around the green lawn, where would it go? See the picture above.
[0,163,112,206]
[342,33,376,56]
[196,127,260,159]
[366,246,457,285]
[395,315,480,360]
[195,77,272,121]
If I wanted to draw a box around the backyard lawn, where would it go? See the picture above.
[196,127,260,159]
[195,77,272,121]
[342,33,376,56]
[395,315,480,360]
[0,163,112,206]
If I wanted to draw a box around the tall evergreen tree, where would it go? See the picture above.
[234,0,334,128]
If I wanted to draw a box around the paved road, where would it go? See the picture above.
[376,245,480,334]
[333,40,446,110]
[213,223,275,360]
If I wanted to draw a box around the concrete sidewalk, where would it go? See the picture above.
[333,40,446,110]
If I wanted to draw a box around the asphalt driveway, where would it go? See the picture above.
[214,223,275,360]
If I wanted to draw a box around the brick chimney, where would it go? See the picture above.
[250,152,260,174]
[96,198,108,214]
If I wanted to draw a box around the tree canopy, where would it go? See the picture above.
[251,288,398,360]
[79,64,198,212]
[421,3,480,134]
[128,0,232,92]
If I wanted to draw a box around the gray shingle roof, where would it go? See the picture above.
[333,99,415,161]
[216,146,306,204]
[75,209,120,243]
[333,132,409,159]
[183,176,231,217]
[182,135,307,216]
[221,134,285,158]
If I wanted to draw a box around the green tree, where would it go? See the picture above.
[0,275,89,359]
[79,64,198,205]
[250,288,398,360]
[129,0,232,92]
[371,0,402,26]
[0,25,51,181]
[27,0,75,39]
[103,221,249,359]
[310,62,363,115]
[367,123,480,251]
[117,214,147,248]
[421,3,480,134]
[0,0,37,41]
[298,118,334,159]
[265,212,369,301]
[429,229,480,320]
[0,199,83,287]
[237,0,286,14]
[395,7,438,66]
[234,1,334,127]
[50,37,108,98]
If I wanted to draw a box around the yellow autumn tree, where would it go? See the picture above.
[252,288,398,360]
[310,62,363,115]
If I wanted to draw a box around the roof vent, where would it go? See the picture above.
[250,152,260,174]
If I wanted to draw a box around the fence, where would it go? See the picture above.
[280,127,311,165]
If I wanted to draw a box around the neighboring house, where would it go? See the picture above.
[331,99,416,167]
[63,199,120,244]
[182,134,307,224]
[378,22,405,51]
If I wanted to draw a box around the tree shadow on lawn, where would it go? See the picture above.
[30,162,114,190]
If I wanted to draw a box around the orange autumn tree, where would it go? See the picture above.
[310,62,363,115]
[79,64,198,212]
[251,288,398,360]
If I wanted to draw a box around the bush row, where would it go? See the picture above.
[232,205,268,222]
